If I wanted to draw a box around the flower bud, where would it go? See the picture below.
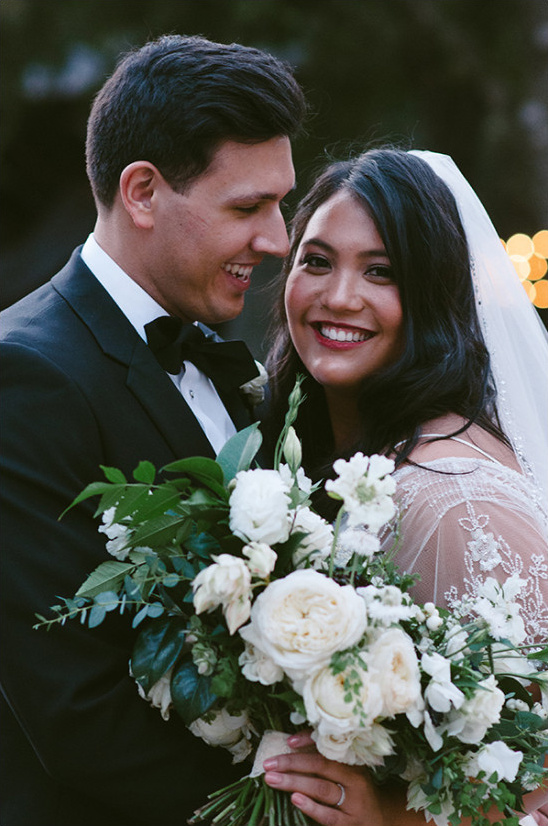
[283,426,302,472]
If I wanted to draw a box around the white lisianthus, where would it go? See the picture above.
[490,642,534,685]
[467,575,527,644]
[421,652,465,713]
[464,741,523,783]
[278,463,313,496]
[366,628,422,718]
[336,526,381,562]
[229,469,291,545]
[238,641,284,686]
[192,554,252,635]
[291,507,334,570]
[313,721,395,767]
[135,666,173,721]
[443,623,469,661]
[442,674,505,743]
[98,507,131,560]
[325,453,396,532]
[282,426,302,471]
[189,708,255,764]
[357,584,417,625]
[302,659,383,732]
[423,710,444,752]
[238,569,367,681]
[242,542,277,579]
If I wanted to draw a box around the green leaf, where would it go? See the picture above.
[59,481,117,518]
[76,560,134,599]
[171,655,217,725]
[88,604,107,627]
[130,514,187,548]
[100,465,128,484]
[132,461,156,484]
[216,423,263,482]
[131,617,188,693]
[162,457,226,498]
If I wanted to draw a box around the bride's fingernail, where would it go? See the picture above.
[263,758,278,770]
[287,735,300,745]
[264,771,283,786]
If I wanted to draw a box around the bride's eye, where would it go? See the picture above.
[365,264,394,283]
[299,253,331,273]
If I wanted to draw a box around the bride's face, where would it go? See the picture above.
[284,191,404,401]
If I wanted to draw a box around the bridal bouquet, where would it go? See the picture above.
[36,381,548,826]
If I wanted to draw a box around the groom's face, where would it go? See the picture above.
[142,137,295,324]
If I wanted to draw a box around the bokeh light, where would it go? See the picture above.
[503,230,548,310]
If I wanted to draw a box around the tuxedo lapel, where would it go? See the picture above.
[52,250,215,460]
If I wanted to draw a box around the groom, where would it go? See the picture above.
[0,34,304,826]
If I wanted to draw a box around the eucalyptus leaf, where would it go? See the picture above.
[88,604,107,628]
[171,655,217,725]
[216,423,262,483]
[76,560,134,599]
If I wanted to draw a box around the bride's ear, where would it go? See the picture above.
[119,161,161,229]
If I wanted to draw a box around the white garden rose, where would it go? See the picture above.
[366,628,422,718]
[229,469,291,545]
[189,708,255,764]
[464,740,523,783]
[238,569,367,681]
[135,666,173,721]
[192,554,252,634]
[302,659,383,732]
[325,452,396,532]
[442,674,505,743]
[314,720,395,767]
[238,641,284,685]
[242,542,277,578]
[291,507,334,570]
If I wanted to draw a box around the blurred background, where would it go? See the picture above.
[1,0,547,354]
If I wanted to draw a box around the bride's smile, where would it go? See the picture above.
[284,190,404,399]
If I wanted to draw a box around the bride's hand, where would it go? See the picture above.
[262,731,386,826]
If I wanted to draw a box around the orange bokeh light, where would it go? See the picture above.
[521,280,536,302]
[527,254,548,282]
[506,233,534,259]
[533,230,548,258]
[533,279,548,309]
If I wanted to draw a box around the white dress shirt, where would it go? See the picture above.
[80,234,237,454]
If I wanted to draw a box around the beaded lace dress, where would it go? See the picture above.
[380,417,548,647]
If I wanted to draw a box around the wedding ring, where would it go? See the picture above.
[335,782,346,808]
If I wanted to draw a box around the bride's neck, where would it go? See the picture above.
[324,390,361,454]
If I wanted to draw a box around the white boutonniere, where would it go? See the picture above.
[239,360,268,406]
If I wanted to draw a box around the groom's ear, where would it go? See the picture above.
[119,161,161,229]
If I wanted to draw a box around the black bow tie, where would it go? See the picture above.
[144,316,259,392]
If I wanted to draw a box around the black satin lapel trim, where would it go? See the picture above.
[215,386,254,432]
[127,343,216,461]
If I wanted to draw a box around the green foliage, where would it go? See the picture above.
[171,655,217,726]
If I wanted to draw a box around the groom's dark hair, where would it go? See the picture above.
[86,34,306,208]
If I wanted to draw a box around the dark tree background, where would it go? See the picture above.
[2,0,547,349]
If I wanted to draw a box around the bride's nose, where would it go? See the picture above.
[320,271,365,312]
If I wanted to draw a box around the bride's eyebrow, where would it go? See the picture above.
[301,237,389,259]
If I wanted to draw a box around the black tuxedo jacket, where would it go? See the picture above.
[0,250,252,825]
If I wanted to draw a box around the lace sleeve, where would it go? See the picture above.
[384,459,548,645]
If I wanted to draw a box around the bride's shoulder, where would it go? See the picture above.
[406,413,521,471]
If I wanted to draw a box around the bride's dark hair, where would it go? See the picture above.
[266,148,506,488]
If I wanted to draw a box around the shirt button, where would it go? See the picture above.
[189,389,195,399]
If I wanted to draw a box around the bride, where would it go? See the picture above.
[262,148,548,825]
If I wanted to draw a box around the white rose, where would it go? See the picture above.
[421,652,465,713]
[302,659,383,732]
[189,708,255,764]
[239,360,268,406]
[442,674,505,743]
[229,469,291,545]
[192,554,252,635]
[242,542,277,578]
[135,667,173,721]
[314,721,395,767]
[490,642,534,685]
[98,507,131,560]
[238,641,284,686]
[465,740,523,783]
[238,569,367,680]
[366,628,422,718]
[291,507,334,569]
